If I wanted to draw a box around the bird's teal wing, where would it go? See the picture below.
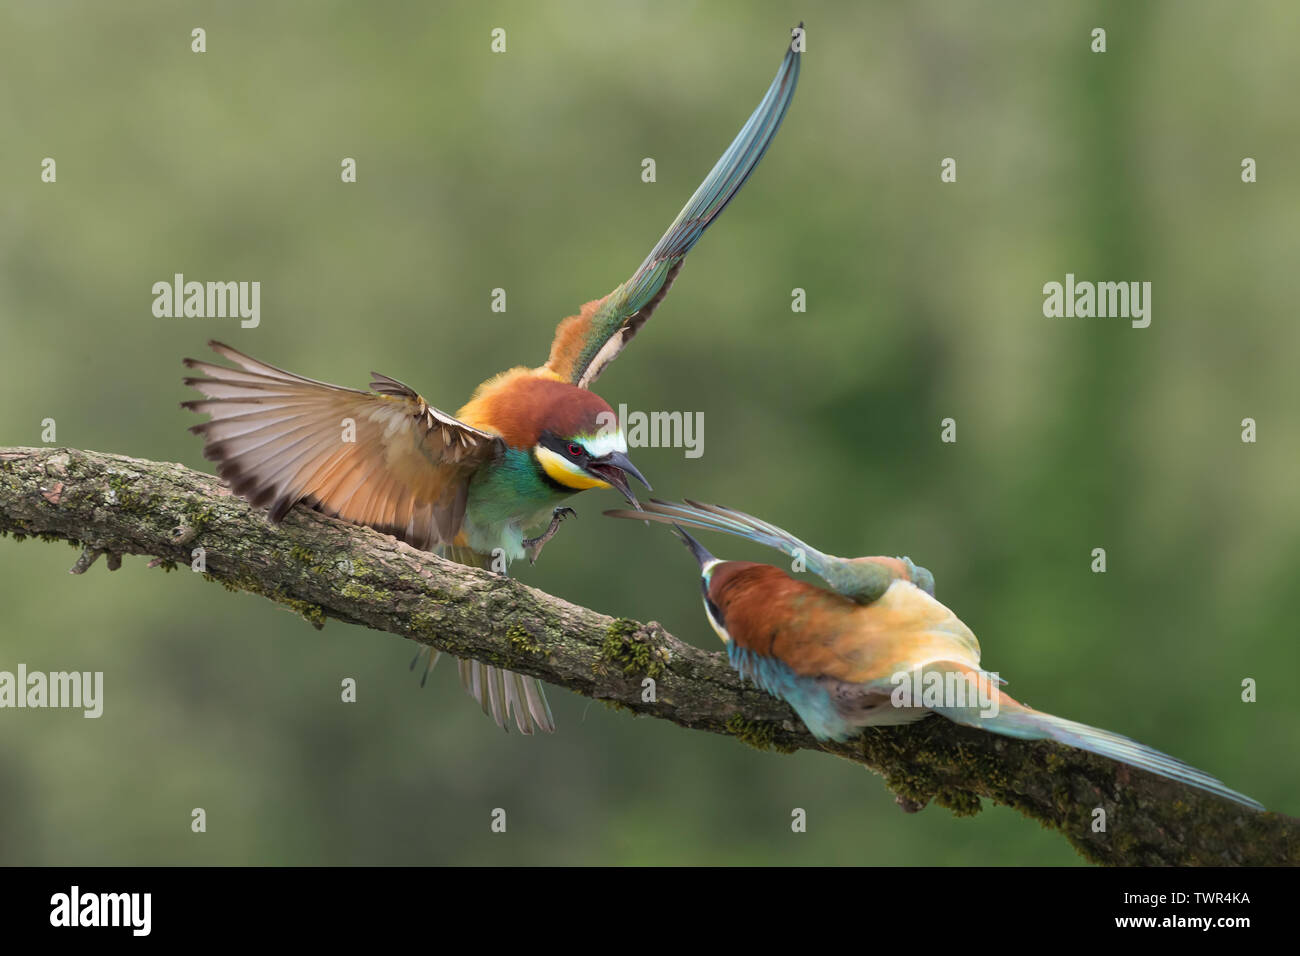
[606,498,934,606]
[545,24,802,389]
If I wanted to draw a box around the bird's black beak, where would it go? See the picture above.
[672,525,716,568]
[585,450,651,509]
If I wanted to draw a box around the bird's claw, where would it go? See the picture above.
[523,507,577,564]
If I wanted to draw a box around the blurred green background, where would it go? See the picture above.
[1,1,1296,865]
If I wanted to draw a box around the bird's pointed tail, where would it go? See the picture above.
[922,663,1264,810]
[431,544,556,734]
[457,659,555,735]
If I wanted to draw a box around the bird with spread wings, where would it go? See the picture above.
[183,26,803,735]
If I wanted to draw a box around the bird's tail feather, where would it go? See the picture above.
[458,659,555,735]
[925,663,1263,810]
[434,544,556,734]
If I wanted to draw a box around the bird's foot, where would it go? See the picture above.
[523,507,577,564]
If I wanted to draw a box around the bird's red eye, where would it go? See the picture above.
[568,443,583,458]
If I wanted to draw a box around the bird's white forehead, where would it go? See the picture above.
[581,430,627,457]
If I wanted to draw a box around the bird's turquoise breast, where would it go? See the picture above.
[461,447,575,559]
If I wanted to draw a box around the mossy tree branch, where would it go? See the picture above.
[0,445,1293,865]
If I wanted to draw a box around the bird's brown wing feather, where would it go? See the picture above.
[182,341,503,550]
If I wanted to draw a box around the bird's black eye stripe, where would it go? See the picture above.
[539,431,589,462]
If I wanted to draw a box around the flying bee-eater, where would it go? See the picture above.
[605,500,1264,810]
[181,27,803,735]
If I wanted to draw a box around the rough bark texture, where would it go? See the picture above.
[1,445,1294,865]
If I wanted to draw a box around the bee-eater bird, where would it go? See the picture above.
[181,28,802,735]
[605,500,1264,810]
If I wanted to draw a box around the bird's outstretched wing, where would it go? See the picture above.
[544,24,803,389]
[182,341,504,550]
[605,498,933,605]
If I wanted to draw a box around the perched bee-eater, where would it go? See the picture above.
[182,28,802,735]
[606,500,1264,810]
